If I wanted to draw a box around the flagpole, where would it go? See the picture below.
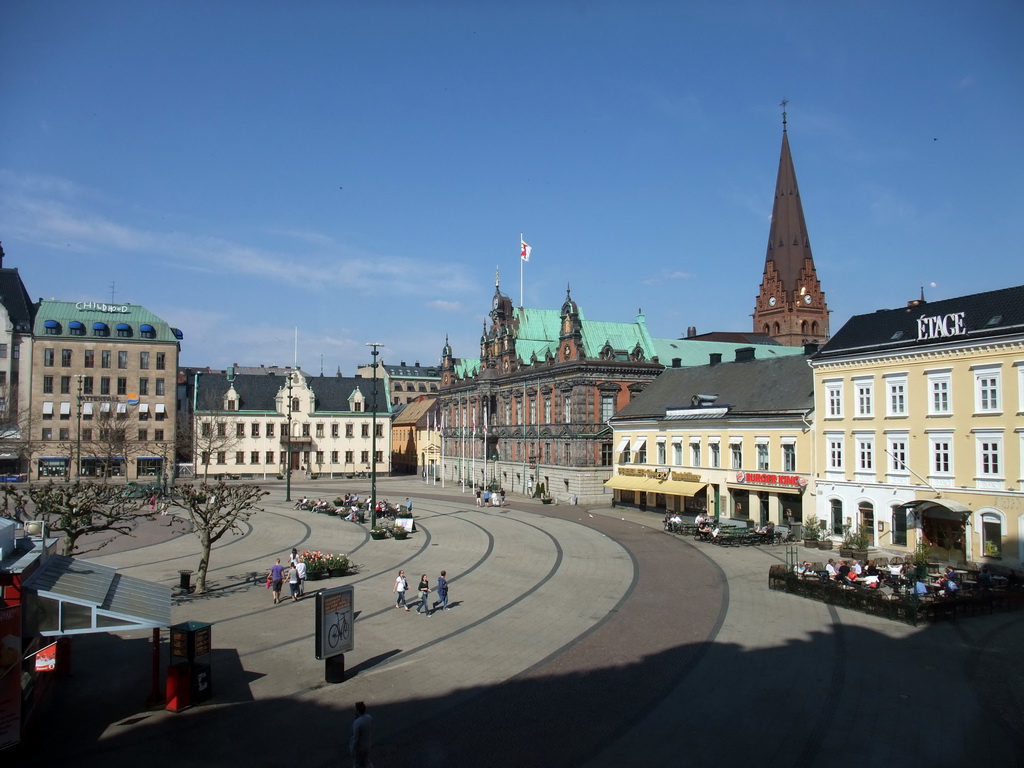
[520,232,524,308]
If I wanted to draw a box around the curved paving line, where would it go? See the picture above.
[246,508,577,673]
[790,603,845,768]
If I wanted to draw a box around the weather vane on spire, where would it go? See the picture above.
[495,266,500,287]
[780,97,788,131]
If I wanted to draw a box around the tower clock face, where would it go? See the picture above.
[492,295,500,310]
[768,296,777,307]
[804,294,812,305]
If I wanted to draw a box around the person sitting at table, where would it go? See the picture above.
[710,524,721,543]
[851,559,863,577]
[913,579,930,596]
[865,560,880,578]
[821,558,837,583]
[938,566,959,595]
[836,560,855,586]
[795,561,814,577]
[977,564,993,589]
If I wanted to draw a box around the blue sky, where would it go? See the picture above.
[2,1,1022,372]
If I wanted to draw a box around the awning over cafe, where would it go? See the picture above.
[899,499,972,522]
[22,555,171,636]
[604,475,707,497]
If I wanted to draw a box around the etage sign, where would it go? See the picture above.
[916,311,966,341]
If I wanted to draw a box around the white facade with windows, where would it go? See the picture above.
[810,286,1024,566]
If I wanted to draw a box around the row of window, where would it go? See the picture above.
[620,438,798,473]
[201,450,383,465]
[824,430,1012,480]
[41,348,167,370]
[42,375,167,396]
[393,382,438,393]
[449,393,582,429]
[0,343,20,359]
[200,421,384,439]
[824,365,1014,419]
[39,427,167,442]
[43,320,159,338]
[40,401,167,421]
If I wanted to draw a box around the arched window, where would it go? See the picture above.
[811,321,819,335]
[773,322,781,336]
[980,510,1004,558]
[891,503,908,546]
[291,398,300,412]
[829,498,843,536]
[858,501,874,543]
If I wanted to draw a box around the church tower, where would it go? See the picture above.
[753,103,829,346]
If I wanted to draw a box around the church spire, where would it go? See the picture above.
[753,104,829,346]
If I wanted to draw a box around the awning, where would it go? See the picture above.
[649,479,707,497]
[116,323,131,331]
[117,403,127,413]
[22,555,171,636]
[44,319,59,328]
[900,499,972,522]
[42,401,54,415]
[139,403,150,413]
[69,321,85,330]
[633,436,647,451]
[83,402,94,415]
[604,475,647,492]
[59,402,72,415]
[155,403,166,414]
[140,323,154,333]
[655,435,667,444]
[603,475,707,497]
[615,437,630,453]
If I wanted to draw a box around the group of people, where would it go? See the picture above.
[474,488,506,507]
[392,568,450,616]
[266,549,308,604]
[798,558,974,597]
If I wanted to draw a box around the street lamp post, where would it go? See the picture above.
[285,372,294,503]
[366,342,384,529]
[75,374,84,481]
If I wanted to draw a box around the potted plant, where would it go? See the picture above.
[816,519,833,549]
[370,527,389,540]
[803,514,821,548]
[302,550,327,579]
[839,525,855,558]
[849,529,870,561]
[391,527,409,540]
[325,553,350,576]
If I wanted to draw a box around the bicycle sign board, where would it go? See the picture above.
[314,585,354,660]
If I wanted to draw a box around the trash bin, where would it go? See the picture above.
[178,570,194,591]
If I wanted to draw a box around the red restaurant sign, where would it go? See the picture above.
[735,471,806,488]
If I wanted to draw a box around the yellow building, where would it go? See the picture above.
[609,349,816,524]
[809,286,1024,566]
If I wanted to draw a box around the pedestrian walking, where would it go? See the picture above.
[432,570,450,612]
[287,561,300,602]
[393,569,410,610]
[475,489,482,507]
[349,701,373,768]
[483,489,490,506]
[416,574,431,616]
[268,558,285,605]
[500,489,506,507]
[148,494,157,512]
[405,497,413,514]
[289,548,299,566]
[295,556,307,596]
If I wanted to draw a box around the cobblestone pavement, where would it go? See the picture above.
[15,477,1024,767]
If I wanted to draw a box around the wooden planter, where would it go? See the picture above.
[392,531,409,540]
[370,531,388,540]
[818,539,834,550]
[803,539,819,548]
[541,498,553,505]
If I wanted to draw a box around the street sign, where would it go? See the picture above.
[315,585,354,660]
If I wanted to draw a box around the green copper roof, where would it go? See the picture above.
[34,300,180,342]
[652,338,804,365]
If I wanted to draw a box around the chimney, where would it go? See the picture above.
[709,353,722,366]
[400,361,407,366]
[672,358,682,368]
[803,342,819,356]
[687,326,697,338]
[735,347,755,362]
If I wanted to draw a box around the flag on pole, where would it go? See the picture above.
[521,239,532,262]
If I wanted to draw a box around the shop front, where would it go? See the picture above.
[137,457,165,478]
[727,471,807,528]
[80,457,125,478]
[36,458,68,480]
[605,468,708,514]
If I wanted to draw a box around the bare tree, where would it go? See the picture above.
[193,388,242,481]
[1,481,156,556]
[171,481,268,593]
